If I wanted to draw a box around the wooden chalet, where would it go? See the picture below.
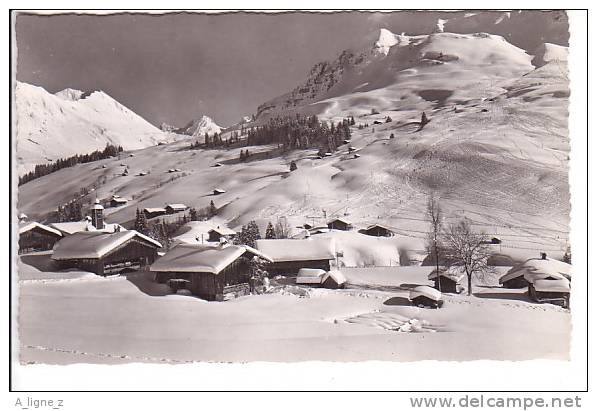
[256,238,336,275]
[150,243,272,301]
[409,286,443,308]
[208,226,237,242]
[327,218,352,231]
[18,222,63,254]
[500,257,571,289]
[165,203,188,214]
[52,230,162,276]
[213,188,226,195]
[428,267,465,294]
[144,207,167,219]
[360,224,395,237]
[110,196,128,207]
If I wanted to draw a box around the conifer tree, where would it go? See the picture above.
[265,222,276,239]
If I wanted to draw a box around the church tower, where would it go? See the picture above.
[91,199,104,229]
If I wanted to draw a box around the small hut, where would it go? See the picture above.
[360,224,395,237]
[500,256,571,289]
[52,230,162,276]
[110,196,128,207]
[213,188,226,195]
[409,286,443,308]
[208,226,237,243]
[150,243,272,301]
[428,267,464,293]
[143,207,167,219]
[296,268,326,285]
[256,238,336,275]
[165,204,188,214]
[528,278,570,308]
[18,222,63,253]
[321,270,347,289]
[327,218,352,231]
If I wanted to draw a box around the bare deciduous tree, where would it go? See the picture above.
[426,194,444,292]
[442,219,492,296]
[274,217,292,239]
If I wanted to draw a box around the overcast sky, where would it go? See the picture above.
[15,11,568,127]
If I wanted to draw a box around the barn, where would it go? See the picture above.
[208,226,237,242]
[499,256,571,289]
[255,238,336,275]
[110,196,128,207]
[18,222,63,254]
[52,230,162,276]
[143,207,167,219]
[165,204,188,214]
[360,224,395,237]
[150,243,272,301]
[428,267,465,293]
[327,218,352,231]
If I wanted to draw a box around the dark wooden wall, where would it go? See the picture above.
[19,228,62,253]
[267,259,331,275]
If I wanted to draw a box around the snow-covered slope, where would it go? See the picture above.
[256,29,534,120]
[15,82,168,175]
[531,42,568,68]
[17,28,570,263]
[176,115,222,137]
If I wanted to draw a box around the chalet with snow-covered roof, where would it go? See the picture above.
[165,204,187,214]
[150,243,272,301]
[208,226,237,243]
[110,196,128,207]
[360,224,395,237]
[409,285,443,308]
[52,230,162,276]
[18,222,63,253]
[143,207,167,219]
[213,188,226,195]
[499,255,571,289]
[255,238,336,275]
[327,218,352,231]
[428,267,465,294]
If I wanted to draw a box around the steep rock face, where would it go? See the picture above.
[15,82,168,175]
[255,29,534,120]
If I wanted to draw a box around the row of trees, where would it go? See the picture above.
[19,144,123,186]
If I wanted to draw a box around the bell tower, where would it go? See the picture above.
[91,199,104,229]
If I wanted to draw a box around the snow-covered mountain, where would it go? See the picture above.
[176,115,222,137]
[257,29,535,120]
[15,82,168,175]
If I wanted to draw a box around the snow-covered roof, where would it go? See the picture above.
[111,197,128,203]
[92,199,104,210]
[52,230,162,260]
[166,203,187,210]
[19,221,62,237]
[533,278,570,293]
[150,243,270,274]
[50,221,93,235]
[144,207,166,213]
[323,270,347,286]
[428,266,465,283]
[365,223,394,231]
[500,258,571,284]
[213,188,226,194]
[209,226,237,236]
[296,268,326,285]
[410,285,442,301]
[328,217,352,225]
[256,238,335,262]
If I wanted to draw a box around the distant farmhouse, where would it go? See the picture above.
[143,207,167,219]
[360,224,395,237]
[110,195,128,207]
[150,243,272,301]
[18,222,63,254]
[327,218,352,231]
[52,230,162,276]
[256,238,336,275]
[429,267,465,294]
[208,226,237,243]
[165,203,187,214]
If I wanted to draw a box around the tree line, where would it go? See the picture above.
[19,144,123,186]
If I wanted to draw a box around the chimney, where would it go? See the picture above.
[91,199,104,229]
[540,252,547,260]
